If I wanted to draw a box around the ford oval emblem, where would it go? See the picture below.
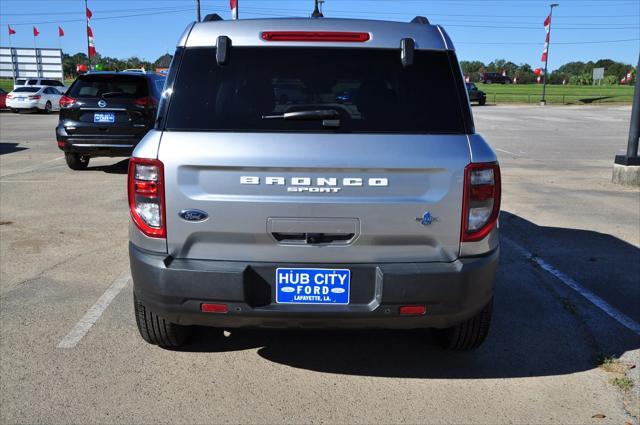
[97,99,107,108]
[179,209,208,222]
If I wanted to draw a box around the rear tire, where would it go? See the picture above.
[64,152,90,170]
[439,298,493,351]
[134,294,190,348]
[479,98,486,106]
[44,101,52,114]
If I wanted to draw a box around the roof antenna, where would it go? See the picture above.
[311,0,323,18]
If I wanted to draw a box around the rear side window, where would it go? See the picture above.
[27,79,38,85]
[68,75,148,99]
[14,87,40,93]
[164,47,467,134]
[16,79,26,85]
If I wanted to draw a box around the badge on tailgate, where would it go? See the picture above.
[276,268,350,305]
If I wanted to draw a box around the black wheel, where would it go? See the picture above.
[479,98,486,106]
[439,298,493,351]
[134,294,190,348]
[11,108,19,113]
[44,101,52,114]
[64,152,90,170]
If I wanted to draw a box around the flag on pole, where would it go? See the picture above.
[58,26,65,37]
[541,14,551,62]
[8,25,16,35]
[87,24,96,57]
[86,7,93,19]
[230,0,238,19]
[33,26,40,37]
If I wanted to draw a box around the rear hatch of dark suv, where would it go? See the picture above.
[158,42,474,265]
[57,73,162,155]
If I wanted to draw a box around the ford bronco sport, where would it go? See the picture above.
[129,15,501,350]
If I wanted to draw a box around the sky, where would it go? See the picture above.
[0,0,638,70]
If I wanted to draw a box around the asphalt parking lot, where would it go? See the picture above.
[1,105,639,424]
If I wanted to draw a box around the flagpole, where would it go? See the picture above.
[541,3,559,105]
[8,28,15,85]
[85,0,91,69]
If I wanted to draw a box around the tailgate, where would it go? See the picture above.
[160,132,469,263]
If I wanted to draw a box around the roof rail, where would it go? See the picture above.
[203,14,223,22]
[410,16,430,25]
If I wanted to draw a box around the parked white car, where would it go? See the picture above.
[6,86,63,113]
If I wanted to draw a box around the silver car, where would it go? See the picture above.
[128,15,501,350]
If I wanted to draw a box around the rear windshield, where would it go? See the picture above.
[164,47,467,134]
[13,87,40,93]
[67,75,149,99]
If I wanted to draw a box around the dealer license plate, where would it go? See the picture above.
[276,268,350,305]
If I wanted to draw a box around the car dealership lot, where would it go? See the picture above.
[1,107,638,423]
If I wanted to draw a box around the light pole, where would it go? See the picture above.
[196,0,201,22]
[312,0,323,18]
[613,54,640,186]
[541,3,559,105]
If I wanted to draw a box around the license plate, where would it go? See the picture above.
[276,268,350,305]
[17,97,25,101]
[94,112,115,123]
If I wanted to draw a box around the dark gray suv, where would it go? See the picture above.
[128,16,501,350]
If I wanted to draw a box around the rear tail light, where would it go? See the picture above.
[56,140,65,149]
[28,95,41,100]
[6,94,13,99]
[59,95,76,107]
[133,96,158,107]
[461,162,501,242]
[128,158,166,238]
[261,31,370,42]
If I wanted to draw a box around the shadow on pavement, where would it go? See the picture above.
[0,142,28,155]
[176,211,639,379]
[87,158,129,174]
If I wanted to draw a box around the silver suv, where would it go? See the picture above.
[128,15,501,350]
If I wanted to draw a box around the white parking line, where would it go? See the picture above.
[503,238,640,336]
[495,148,522,158]
[0,156,64,178]
[57,272,131,349]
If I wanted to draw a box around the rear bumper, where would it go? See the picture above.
[56,124,145,156]
[130,243,499,329]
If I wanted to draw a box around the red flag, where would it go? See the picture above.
[86,7,93,19]
[543,14,551,28]
[230,0,238,19]
[58,26,64,37]
[8,25,16,35]
[33,26,39,37]
[87,24,96,57]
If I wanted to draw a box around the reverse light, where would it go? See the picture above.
[128,158,166,238]
[461,163,501,242]
[59,95,76,107]
[261,31,370,42]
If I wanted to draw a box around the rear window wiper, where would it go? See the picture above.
[100,91,125,98]
[262,110,339,120]
[262,110,340,128]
